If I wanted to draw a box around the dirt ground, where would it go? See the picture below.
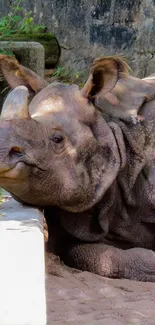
[46,269,155,325]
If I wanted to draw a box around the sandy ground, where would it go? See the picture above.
[46,268,155,325]
[44,219,155,325]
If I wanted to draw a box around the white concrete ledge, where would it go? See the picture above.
[0,193,46,325]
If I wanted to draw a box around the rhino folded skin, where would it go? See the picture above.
[0,54,155,282]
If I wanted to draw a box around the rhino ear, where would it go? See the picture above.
[81,55,129,99]
[1,86,30,119]
[0,54,47,93]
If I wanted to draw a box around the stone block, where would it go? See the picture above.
[0,41,45,77]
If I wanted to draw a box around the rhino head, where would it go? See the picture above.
[0,54,129,212]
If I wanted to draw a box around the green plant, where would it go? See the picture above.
[0,0,46,39]
[53,66,65,77]
[0,49,15,56]
[52,66,85,88]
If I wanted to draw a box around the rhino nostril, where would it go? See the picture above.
[9,146,23,157]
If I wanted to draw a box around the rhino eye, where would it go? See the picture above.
[52,135,64,144]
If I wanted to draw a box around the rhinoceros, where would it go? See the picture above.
[0,54,155,282]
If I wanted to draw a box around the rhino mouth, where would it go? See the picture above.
[0,159,46,180]
[0,143,47,179]
[0,162,29,180]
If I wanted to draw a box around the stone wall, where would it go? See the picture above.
[1,0,155,77]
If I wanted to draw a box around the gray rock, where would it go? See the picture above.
[0,41,45,78]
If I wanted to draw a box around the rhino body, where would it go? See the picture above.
[0,54,155,281]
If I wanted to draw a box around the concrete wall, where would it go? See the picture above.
[1,0,155,77]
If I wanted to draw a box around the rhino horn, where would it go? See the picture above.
[1,86,30,119]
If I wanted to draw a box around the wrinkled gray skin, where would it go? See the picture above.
[0,54,155,282]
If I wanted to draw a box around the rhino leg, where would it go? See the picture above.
[63,243,155,282]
